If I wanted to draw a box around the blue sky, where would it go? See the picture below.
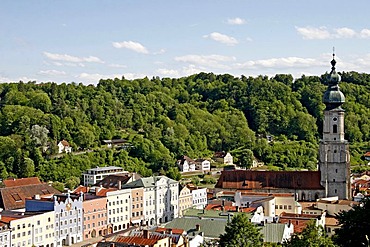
[1,0,370,85]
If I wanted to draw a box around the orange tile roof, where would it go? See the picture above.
[3,177,41,187]
[114,235,164,246]
[325,216,339,226]
[59,140,70,147]
[96,188,117,197]
[155,227,185,235]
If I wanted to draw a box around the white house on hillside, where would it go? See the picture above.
[58,140,72,154]
[195,159,210,172]
[177,156,196,172]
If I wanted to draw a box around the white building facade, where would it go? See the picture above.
[106,189,131,233]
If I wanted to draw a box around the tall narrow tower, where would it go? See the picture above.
[319,53,351,200]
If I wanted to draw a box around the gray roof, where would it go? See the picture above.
[260,223,287,243]
[87,166,124,172]
[164,217,227,238]
[123,176,177,189]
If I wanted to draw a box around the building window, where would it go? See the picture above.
[333,124,338,133]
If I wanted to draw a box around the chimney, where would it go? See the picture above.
[34,194,40,200]
[195,224,200,231]
[143,229,150,239]
[118,180,122,190]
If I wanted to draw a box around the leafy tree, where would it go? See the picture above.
[284,221,336,247]
[21,157,35,178]
[52,181,65,192]
[334,198,370,247]
[29,125,49,146]
[219,213,263,247]
[191,176,200,186]
[65,176,80,190]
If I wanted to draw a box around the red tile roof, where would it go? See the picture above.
[155,227,185,235]
[59,140,70,147]
[114,235,165,246]
[278,212,321,233]
[3,177,41,187]
[96,188,117,197]
[0,184,60,210]
[216,170,324,190]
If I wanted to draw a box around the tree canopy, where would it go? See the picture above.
[219,213,263,247]
[284,221,336,247]
[0,71,369,182]
[334,198,370,247]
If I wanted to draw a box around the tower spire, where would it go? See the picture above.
[323,50,345,110]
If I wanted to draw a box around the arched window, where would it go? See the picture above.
[333,124,338,133]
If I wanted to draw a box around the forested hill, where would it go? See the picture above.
[0,71,370,183]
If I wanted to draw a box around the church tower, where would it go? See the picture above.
[319,53,351,200]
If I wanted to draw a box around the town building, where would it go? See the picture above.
[187,185,207,210]
[178,185,193,217]
[177,156,196,173]
[82,166,130,187]
[82,193,108,240]
[123,176,179,226]
[106,189,131,233]
[25,192,84,246]
[129,187,145,226]
[194,159,211,172]
[58,140,72,154]
[1,210,55,247]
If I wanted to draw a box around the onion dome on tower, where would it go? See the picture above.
[323,52,345,110]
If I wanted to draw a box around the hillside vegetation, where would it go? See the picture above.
[0,71,370,182]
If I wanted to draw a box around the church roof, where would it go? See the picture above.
[215,170,324,190]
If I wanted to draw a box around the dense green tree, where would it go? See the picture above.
[334,198,370,247]
[284,221,336,247]
[65,176,80,190]
[219,213,263,247]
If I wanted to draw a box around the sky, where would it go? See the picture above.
[1,0,370,85]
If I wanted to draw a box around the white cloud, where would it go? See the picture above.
[334,27,356,38]
[156,68,179,77]
[0,75,10,83]
[43,52,104,63]
[227,17,246,25]
[234,56,321,70]
[295,26,331,40]
[109,63,127,68]
[77,72,148,84]
[112,41,149,54]
[175,54,236,69]
[153,49,166,55]
[181,65,204,76]
[203,32,238,45]
[360,29,370,38]
[296,26,370,39]
[38,70,66,76]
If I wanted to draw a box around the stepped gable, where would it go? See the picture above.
[216,170,324,190]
